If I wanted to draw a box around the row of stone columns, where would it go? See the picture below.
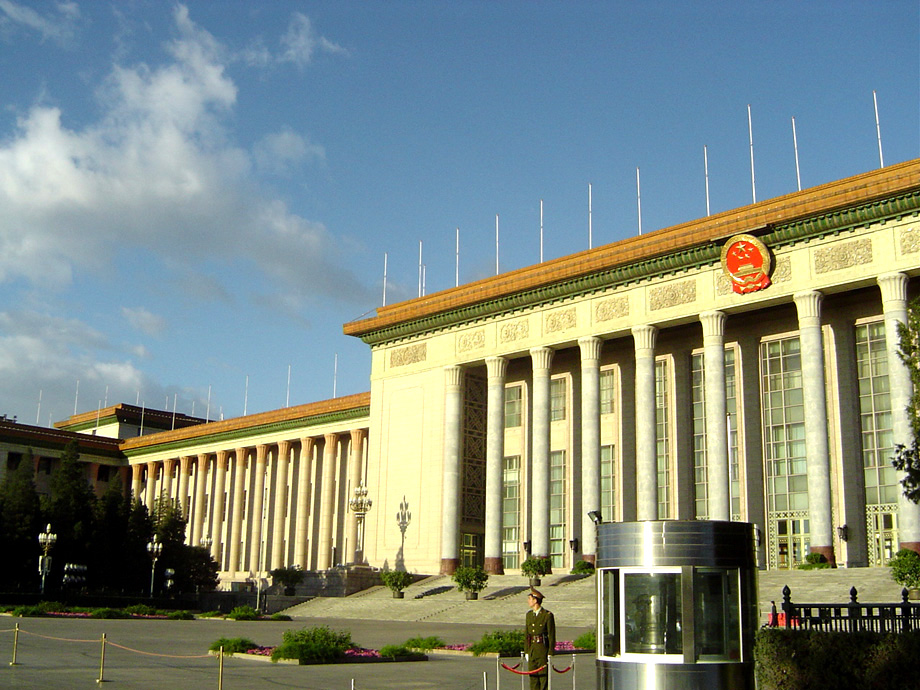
[443,272,919,574]
[130,429,367,576]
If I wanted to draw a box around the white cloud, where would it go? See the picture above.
[0,0,81,46]
[280,12,348,67]
[254,128,325,176]
[0,4,370,304]
[122,307,167,337]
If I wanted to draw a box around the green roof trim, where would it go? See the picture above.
[356,189,920,346]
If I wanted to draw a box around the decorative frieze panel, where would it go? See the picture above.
[390,342,427,367]
[595,296,629,322]
[650,279,696,311]
[814,238,872,274]
[457,329,485,353]
[545,307,576,334]
[900,227,920,255]
[500,319,529,343]
[772,256,791,284]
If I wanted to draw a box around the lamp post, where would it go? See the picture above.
[147,536,162,598]
[348,483,373,564]
[37,524,57,595]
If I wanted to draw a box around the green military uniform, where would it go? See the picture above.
[524,603,556,690]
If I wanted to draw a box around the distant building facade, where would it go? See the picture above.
[2,159,919,585]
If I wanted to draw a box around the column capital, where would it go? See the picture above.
[485,356,508,380]
[350,428,366,444]
[132,463,144,480]
[235,447,249,466]
[631,324,658,353]
[444,364,463,388]
[163,457,176,472]
[277,439,292,456]
[578,336,603,362]
[215,449,229,470]
[301,436,316,453]
[793,290,823,326]
[256,444,269,463]
[878,272,909,309]
[530,346,554,372]
[178,455,192,472]
[324,432,338,447]
[197,452,209,465]
[699,311,727,342]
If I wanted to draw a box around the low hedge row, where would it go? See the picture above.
[755,629,920,690]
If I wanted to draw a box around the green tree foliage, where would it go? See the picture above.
[894,299,920,504]
[44,440,96,586]
[90,485,152,592]
[0,448,43,589]
[150,495,219,593]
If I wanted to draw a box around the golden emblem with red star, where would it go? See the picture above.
[720,234,772,294]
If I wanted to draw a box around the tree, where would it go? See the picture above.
[149,494,219,593]
[91,484,152,593]
[0,448,43,589]
[44,440,96,589]
[894,299,920,503]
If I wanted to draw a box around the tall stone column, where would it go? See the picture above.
[162,458,176,505]
[294,437,315,569]
[248,444,269,574]
[878,273,920,552]
[346,429,367,564]
[271,440,292,570]
[131,464,144,502]
[633,325,659,520]
[145,461,158,509]
[177,456,192,518]
[191,453,209,547]
[484,356,508,574]
[530,347,554,561]
[211,450,229,565]
[579,337,602,563]
[794,290,835,565]
[441,365,464,574]
[701,311,730,521]
[317,434,338,570]
[228,447,249,574]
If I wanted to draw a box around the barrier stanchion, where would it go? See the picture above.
[10,623,19,666]
[495,655,500,690]
[520,652,525,690]
[218,646,224,690]
[96,633,106,684]
[483,670,487,689]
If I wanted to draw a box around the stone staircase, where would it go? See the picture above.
[281,567,906,629]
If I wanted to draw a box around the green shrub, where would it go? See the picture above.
[379,644,412,659]
[467,630,526,657]
[404,635,445,650]
[380,569,413,593]
[888,548,920,589]
[90,608,129,619]
[12,605,46,617]
[198,610,223,618]
[270,613,292,621]
[37,601,66,613]
[521,557,551,578]
[570,560,595,575]
[167,610,195,620]
[270,565,304,589]
[228,605,260,621]
[209,637,258,654]
[797,552,831,570]
[573,630,596,651]
[271,625,353,664]
[124,604,158,616]
[452,565,489,593]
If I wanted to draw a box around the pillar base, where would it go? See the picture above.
[810,545,836,568]
[582,554,596,565]
[440,558,460,575]
[898,542,920,556]
[484,557,504,575]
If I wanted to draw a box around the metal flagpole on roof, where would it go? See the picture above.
[36,389,42,425]
[792,117,802,191]
[206,385,211,422]
[455,227,460,287]
[873,90,884,168]
[382,252,388,307]
[588,182,593,249]
[540,199,544,263]
[636,167,642,235]
[704,145,711,216]
[243,375,249,416]
[748,104,757,203]
[74,379,79,415]
[495,214,499,275]
[418,240,423,298]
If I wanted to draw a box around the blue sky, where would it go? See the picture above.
[1,1,917,426]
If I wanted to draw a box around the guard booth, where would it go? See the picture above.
[595,520,758,690]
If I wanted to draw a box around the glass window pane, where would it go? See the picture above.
[623,573,682,654]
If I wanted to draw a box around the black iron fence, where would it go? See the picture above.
[768,585,920,633]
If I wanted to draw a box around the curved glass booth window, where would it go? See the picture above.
[596,521,756,690]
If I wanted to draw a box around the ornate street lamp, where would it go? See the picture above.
[348,483,373,564]
[37,524,57,595]
[147,536,163,598]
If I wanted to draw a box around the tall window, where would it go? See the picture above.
[502,456,521,569]
[601,444,616,521]
[726,349,740,519]
[761,337,808,568]
[600,368,616,415]
[504,385,522,428]
[655,359,672,520]
[550,377,567,421]
[550,450,567,568]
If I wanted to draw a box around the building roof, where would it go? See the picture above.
[54,403,207,434]
[0,419,124,458]
[344,159,920,344]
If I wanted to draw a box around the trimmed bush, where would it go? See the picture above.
[570,560,595,575]
[404,635,445,650]
[198,610,223,618]
[271,625,353,664]
[12,605,46,617]
[452,565,489,593]
[467,630,526,657]
[124,604,158,616]
[90,608,129,619]
[521,557,551,579]
[227,605,260,621]
[573,630,595,651]
[270,613,292,621]
[209,637,258,655]
[797,552,831,570]
[379,644,412,659]
[167,610,195,620]
[889,548,920,589]
[380,569,413,593]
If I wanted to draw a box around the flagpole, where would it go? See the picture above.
[382,252,388,307]
[455,227,460,287]
[704,145,711,216]
[495,214,499,275]
[748,104,756,203]
[873,90,884,168]
[418,240,423,298]
[792,117,802,191]
[636,167,642,236]
[539,199,544,263]
[588,183,593,249]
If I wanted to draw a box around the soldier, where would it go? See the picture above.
[524,587,556,690]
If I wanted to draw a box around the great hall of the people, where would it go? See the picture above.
[2,159,920,584]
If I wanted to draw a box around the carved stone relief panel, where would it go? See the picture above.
[772,256,791,284]
[545,307,577,334]
[457,329,485,354]
[650,279,696,311]
[500,319,530,344]
[814,238,872,274]
[595,296,629,323]
[900,227,920,255]
[390,342,427,367]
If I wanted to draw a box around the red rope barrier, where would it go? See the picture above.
[551,663,573,673]
[500,662,546,675]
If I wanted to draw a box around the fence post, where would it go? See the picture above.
[496,655,500,690]
[572,653,576,690]
[781,585,793,629]
[902,589,912,633]
[520,651,525,690]
[96,632,106,684]
[848,587,859,633]
[218,646,224,690]
[9,622,19,666]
